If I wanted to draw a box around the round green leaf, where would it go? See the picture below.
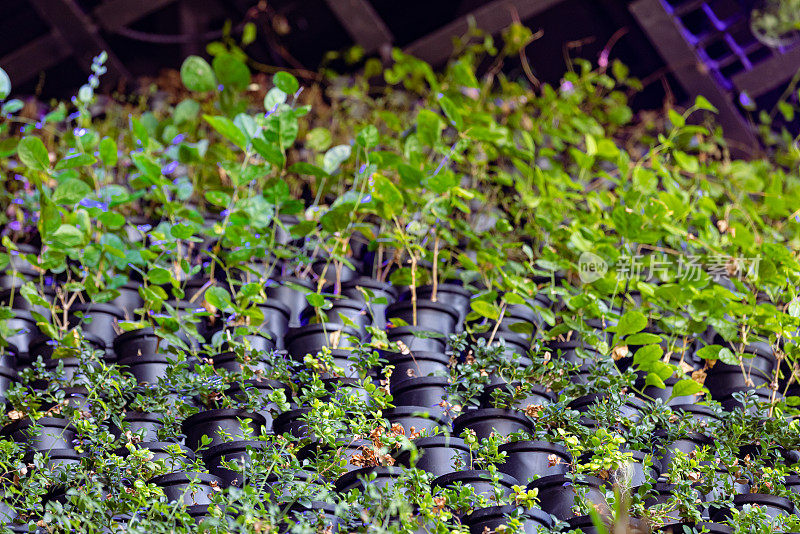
[17,136,50,171]
[212,53,250,91]
[180,56,216,92]
[0,67,10,100]
[273,71,299,95]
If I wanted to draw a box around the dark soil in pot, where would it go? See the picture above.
[201,439,265,487]
[380,350,450,388]
[301,298,372,338]
[181,408,266,450]
[480,382,556,410]
[264,277,315,327]
[285,323,361,359]
[334,466,403,493]
[497,440,571,483]
[386,326,447,353]
[383,406,449,437]
[151,472,223,505]
[544,340,602,365]
[433,470,519,505]
[463,505,553,534]
[386,300,461,334]
[337,277,397,330]
[452,408,534,440]
[255,299,291,348]
[390,376,450,415]
[2,417,76,451]
[109,411,164,442]
[527,474,608,521]
[395,435,470,477]
[67,302,125,350]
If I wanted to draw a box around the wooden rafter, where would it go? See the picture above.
[92,0,181,32]
[0,33,71,86]
[322,0,393,56]
[404,0,565,66]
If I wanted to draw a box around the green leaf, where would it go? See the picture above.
[204,115,248,150]
[307,127,332,151]
[55,153,97,170]
[212,53,250,90]
[356,125,379,148]
[17,136,49,170]
[273,72,299,95]
[174,99,200,125]
[252,138,286,169]
[633,344,663,371]
[52,225,84,247]
[670,379,704,399]
[417,109,443,147]
[0,67,10,100]
[180,56,216,92]
[205,190,231,207]
[98,137,118,166]
[289,162,328,178]
[205,286,232,310]
[52,178,91,205]
[617,310,647,337]
[242,22,257,45]
[645,372,666,389]
[625,333,662,345]
[694,345,722,360]
[471,300,500,321]
[264,88,287,111]
[694,95,718,113]
[323,145,352,174]
[717,347,739,366]
[98,211,125,229]
[438,95,463,130]
[372,175,402,217]
[148,267,172,285]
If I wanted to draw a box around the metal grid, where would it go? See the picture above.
[661,0,800,93]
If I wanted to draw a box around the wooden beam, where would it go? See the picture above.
[629,0,759,152]
[29,0,131,83]
[404,0,564,66]
[323,0,393,55]
[732,47,800,98]
[0,33,72,86]
[93,0,180,32]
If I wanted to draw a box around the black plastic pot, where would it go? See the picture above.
[386,326,447,353]
[471,331,532,363]
[283,501,341,533]
[710,494,794,522]
[432,470,518,503]
[544,340,602,365]
[463,505,552,534]
[480,382,556,409]
[655,432,713,475]
[395,435,470,477]
[226,379,293,433]
[264,277,314,327]
[400,284,472,327]
[705,368,770,400]
[638,376,703,406]
[182,408,266,450]
[386,300,461,334]
[273,408,312,440]
[25,447,84,470]
[110,279,145,320]
[707,336,777,375]
[337,277,397,330]
[310,258,362,287]
[384,406,449,437]
[110,411,163,442]
[118,354,171,385]
[202,439,265,487]
[0,287,53,318]
[5,310,41,361]
[316,377,373,406]
[214,328,277,354]
[264,469,328,502]
[0,342,17,369]
[391,377,450,415]
[2,417,75,451]
[497,440,571,484]
[301,298,372,338]
[152,472,222,505]
[528,474,608,521]
[380,350,450,388]
[113,328,172,360]
[30,331,106,363]
[334,466,402,493]
[671,404,721,425]
[123,442,194,472]
[285,323,361,359]
[255,299,291,348]
[318,348,364,379]
[208,350,272,375]
[0,366,19,406]
[67,302,124,350]
[452,408,534,440]
[658,523,732,534]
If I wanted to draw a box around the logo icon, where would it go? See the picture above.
[578,252,608,283]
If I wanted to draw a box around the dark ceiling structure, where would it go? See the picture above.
[2,0,799,148]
